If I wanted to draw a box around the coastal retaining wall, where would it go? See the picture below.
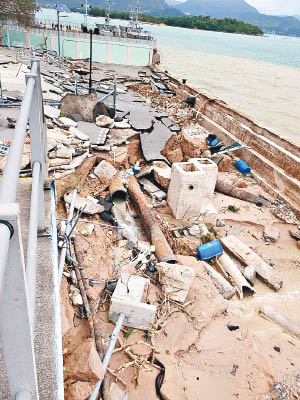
[163,72,300,213]
[1,27,153,67]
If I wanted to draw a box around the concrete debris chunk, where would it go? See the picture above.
[80,223,95,237]
[64,193,104,215]
[96,115,114,128]
[153,162,171,190]
[94,160,117,182]
[181,131,208,159]
[59,117,78,128]
[139,177,166,201]
[44,104,61,120]
[64,338,104,383]
[114,120,131,129]
[157,262,195,303]
[77,121,109,145]
[140,121,173,163]
[69,126,90,141]
[47,128,71,146]
[263,226,280,242]
[60,91,101,122]
[189,224,200,236]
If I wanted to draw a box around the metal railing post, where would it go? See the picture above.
[27,59,47,231]
[0,204,39,400]
[113,76,117,116]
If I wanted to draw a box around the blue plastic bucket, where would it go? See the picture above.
[197,240,223,260]
[210,138,219,147]
[235,160,251,174]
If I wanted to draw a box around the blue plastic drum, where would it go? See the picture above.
[197,240,223,260]
[235,160,251,174]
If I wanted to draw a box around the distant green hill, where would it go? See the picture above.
[172,0,300,36]
[37,0,184,17]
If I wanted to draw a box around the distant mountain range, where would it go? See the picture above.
[37,0,183,17]
[38,0,300,36]
[166,0,300,36]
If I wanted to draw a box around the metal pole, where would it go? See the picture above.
[89,30,92,94]
[85,0,88,25]
[57,11,61,56]
[113,75,117,116]
[0,77,35,203]
[26,162,41,330]
[0,224,11,295]
[89,312,125,400]
[58,189,77,286]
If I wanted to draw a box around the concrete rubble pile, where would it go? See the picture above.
[1,50,300,400]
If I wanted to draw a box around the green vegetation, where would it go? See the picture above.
[87,7,262,35]
[0,0,37,26]
[228,205,240,213]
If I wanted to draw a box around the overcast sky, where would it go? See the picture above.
[174,0,300,15]
[246,0,300,15]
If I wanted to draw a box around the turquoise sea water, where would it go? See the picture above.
[36,9,300,141]
[37,9,300,68]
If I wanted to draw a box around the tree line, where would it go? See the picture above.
[87,7,263,35]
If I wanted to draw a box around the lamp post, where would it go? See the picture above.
[89,29,92,93]
[54,4,71,56]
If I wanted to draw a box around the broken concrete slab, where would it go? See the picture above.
[64,193,104,215]
[94,160,117,182]
[44,105,61,120]
[69,126,90,142]
[157,262,195,303]
[140,122,173,163]
[153,162,171,190]
[96,115,114,128]
[139,177,166,201]
[77,121,109,146]
[263,226,280,242]
[59,117,78,128]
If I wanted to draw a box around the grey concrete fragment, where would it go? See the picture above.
[77,121,109,145]
[139,177,166,201]
[140,122,173,163]
[44,105,61,120]
[263,226,280,242]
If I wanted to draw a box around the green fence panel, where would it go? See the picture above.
[9,31,26,47]
[110,42,127,65]
[92,40,108,63]
[130,44,151,66]
[29,33,45,48]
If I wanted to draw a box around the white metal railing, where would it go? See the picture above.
[0,59,48,399]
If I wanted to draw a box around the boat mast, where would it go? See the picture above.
[84,0,88,25]
[104,0,111,28]
[129,0,141,32]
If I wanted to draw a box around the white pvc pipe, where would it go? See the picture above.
[0,75,36,203]
[51,182,65,399]
[58,189,77,286]
[89,312,126,400]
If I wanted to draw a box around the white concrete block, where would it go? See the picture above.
[109,273,156,330]
[167,158,218,224]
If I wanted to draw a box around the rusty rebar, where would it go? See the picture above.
[128,175,176,263]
